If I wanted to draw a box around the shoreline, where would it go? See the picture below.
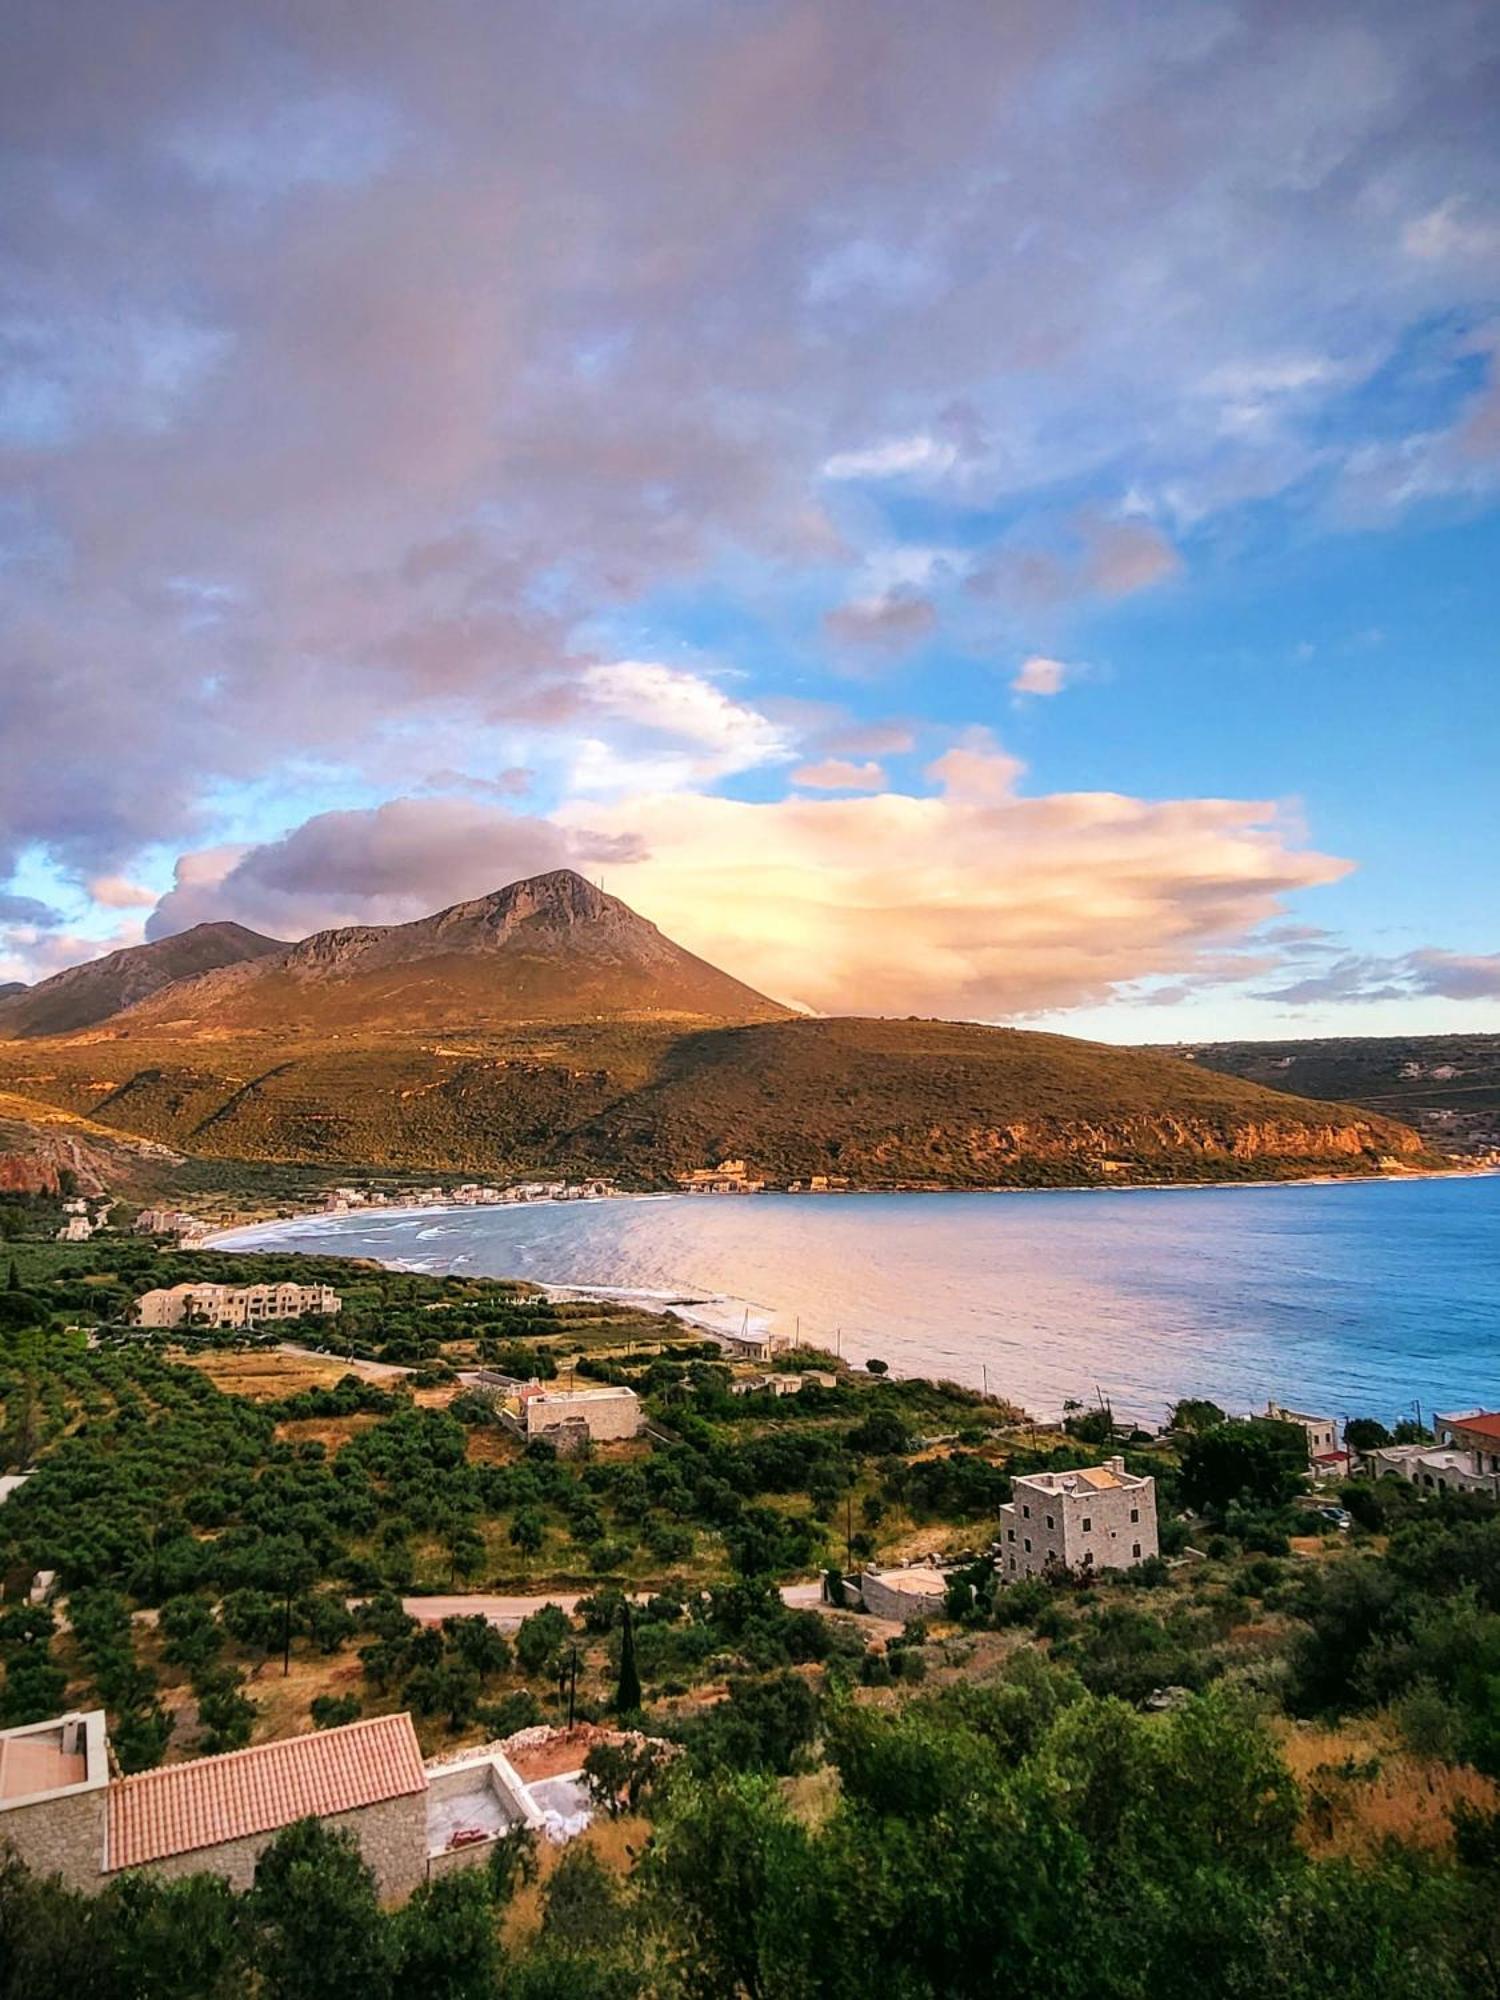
[198,1171,1500,1416]
[199,1159,1496,1252]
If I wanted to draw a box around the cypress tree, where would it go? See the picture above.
[6,1259,19,1292]
[614,1599,641,1716]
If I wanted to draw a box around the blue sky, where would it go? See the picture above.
[1,2,1497,1036]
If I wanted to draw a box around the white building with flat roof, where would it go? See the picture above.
[999,1456,1158,1579]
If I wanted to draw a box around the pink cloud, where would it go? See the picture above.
[792,759,887,790]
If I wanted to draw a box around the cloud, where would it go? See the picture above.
[1012,655,1071,698]
[86,875,159,909]
[792,759,887,791]
[1255,946,1500,1005]
[143,766,1352,1019]
[1402,199,1500,267]
[0,892,62,927]
[1080,517,1183,597]
[557,772,1350,1019]
[1407,949,1500,1001]
[148,798,643,942]
[822,434,958,482]
[818,719,916,757]
[823,592,937,651]
[0,0,1497,950]
[580,661,790,779]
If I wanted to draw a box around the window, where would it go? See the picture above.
[1023,1538,1031,1554]
[1006,1529,1015,1543]
[1045,1514,1054,1530]
[1022,1504,1030,1518]
[1082,1516,1092,1532]
[1132,1542,1141,1558]
[1008,1557,1016,1572]
[1130,1507,1139,1523]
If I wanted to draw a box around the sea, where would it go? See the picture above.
[209,1175,1500,1427]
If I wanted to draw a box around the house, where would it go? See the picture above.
[134,1281,341,1330]
[676,1160,764,1195]
[133,1210,203,1239]
[999,1456,1158,1578]
[1365,1441,1500,1498]
[0,1709,556,1901]
[523,1385,642,1446]
[55,1215,93,1242]
[1266,1402,1339,1460]
[1365,1412,1500,1498]
[1434,1410,1500,1476]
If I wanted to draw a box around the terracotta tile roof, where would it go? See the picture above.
[1445,1412,1500,1443]
[106,1713,425,1872]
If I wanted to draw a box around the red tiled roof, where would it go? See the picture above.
[106,1713,425,1871]
[1446,1412,1500,1443]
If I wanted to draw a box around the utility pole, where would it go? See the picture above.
[845,1492,854,1573]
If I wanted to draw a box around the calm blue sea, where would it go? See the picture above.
[212,1176,1500,1426]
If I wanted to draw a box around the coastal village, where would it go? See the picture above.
[4,1165,1500,1920]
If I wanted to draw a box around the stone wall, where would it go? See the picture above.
[528,1390,642,1443]
[0,1781,107,1895]
[103,1789,428,1902]
[859,1571,948,1622]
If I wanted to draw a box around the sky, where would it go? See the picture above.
[1,0,1498,1038]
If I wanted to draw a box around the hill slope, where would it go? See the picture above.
[0,923,285,1040]
[113,871,789,1035]
[0,1016,1428,1187]
[1180,1033,1500,1159]
[0,873,1433,1188]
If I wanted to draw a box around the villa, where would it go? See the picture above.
[134,1281,342,1330]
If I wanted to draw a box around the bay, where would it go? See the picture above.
[211,1175,1500,1426]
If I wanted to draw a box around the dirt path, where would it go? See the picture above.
[402,1584,856,1632]
[276,1342,415,1382]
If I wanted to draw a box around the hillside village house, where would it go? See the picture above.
[0,1708,561,1899]
[1366,1410,1500,1498]
[1267,1402,1351,1481]
[134,1281,341,1331]
[999,1457,1159,1578]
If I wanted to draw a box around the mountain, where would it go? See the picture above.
[0,982,26,1000]
[0,872,1435,1188]
[109,870,789,1035]
[0,923,287,1040]
[1179,1033,1500,1160]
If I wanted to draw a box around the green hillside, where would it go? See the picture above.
[0,1016,1428,1188]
